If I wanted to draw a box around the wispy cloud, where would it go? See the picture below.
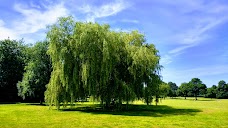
[156,1,228,65]
[0,1,68,42]
[169,45,193,54]
[120,19,139,24]
[112,27,134,33]
[0,20,18,39]
[13,2,68,34]
[160,55,172,65]
[78,0,131,22]
[170,16,228,54]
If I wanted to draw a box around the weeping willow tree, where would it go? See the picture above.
[45,17,162,109]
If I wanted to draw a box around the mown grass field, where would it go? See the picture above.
[0,97,228,128]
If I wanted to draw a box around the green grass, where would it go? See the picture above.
[0,97,228,128]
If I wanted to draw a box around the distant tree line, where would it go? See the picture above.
[160,79,228,100]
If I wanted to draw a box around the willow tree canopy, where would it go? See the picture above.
[45,17,162,109]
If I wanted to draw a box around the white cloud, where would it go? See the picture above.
[112,27,133,33]
[169,45,193,54]
[0,0,129,43]
[0,20,4,26]
[0,20,18,40]
[0,2,68,43]
[13,2,68,34]
[159,0,228,61]
[169,16,227,54]
[120,19,139,24]
[29,1,41,9]
[160,55,172,65]
[79,0,130,22]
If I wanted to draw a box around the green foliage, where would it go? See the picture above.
[176,79,227,99]
[189,78,206,100]
[159,82,170,99]
[216,80,228,99]
[143,74,162,105]
[199,84,207,96]
[205,85,217,98]
[177,82,190,99]
[0,39,27,102]
[45,17,161,109]
[17,41,52,104]
[167,82,178,98]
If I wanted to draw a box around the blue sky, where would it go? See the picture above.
[0,0,227,87]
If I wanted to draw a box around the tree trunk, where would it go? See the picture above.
[40,100,43,105]
[105,98,111,109]
[118,98,122,110]
[126,100,129,110]
[155,96,158,106]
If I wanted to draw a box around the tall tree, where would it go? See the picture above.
[17,41,52,104]
[45,17,161,109]
[0,39,26,102]
[189,78,203,100]
[178,82,190,99]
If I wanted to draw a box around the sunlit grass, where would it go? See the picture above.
[0,97,227,128]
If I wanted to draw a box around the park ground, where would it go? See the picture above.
[0,97,228,128]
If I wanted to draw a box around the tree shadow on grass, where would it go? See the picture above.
[27,102,89,106]
[0,102,18,105]
[61,104,202,117]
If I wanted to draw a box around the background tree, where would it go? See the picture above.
[0,39,26,102]
[167,82,178,98]
[159,82,170,99]
[189,78,204,100]
[45,17,162,109]
[17,41,52,104]
[205,85,217,98]
[216,80,228,99]
[178,82,190,99]
[199,84,207,96]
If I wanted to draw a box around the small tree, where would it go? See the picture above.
[178,82,190,99]
[17,41,52,104]
[199,84,207,96]
[159,82,170,99]
[167,82,178,98]
[216,80,228,99]
[205,85,217,98]
[189,78,204,100]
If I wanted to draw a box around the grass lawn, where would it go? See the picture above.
[0,97,228,128]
